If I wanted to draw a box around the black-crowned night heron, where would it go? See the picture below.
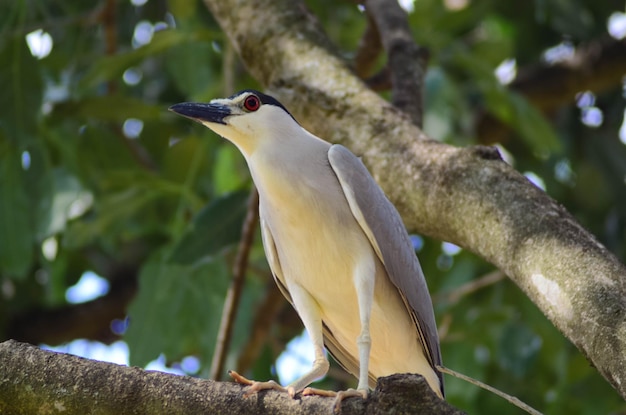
[169,90,444,403]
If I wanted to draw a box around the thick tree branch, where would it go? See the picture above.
[203,0,626,399]
[0,340,463,414]
[364,0,427,127]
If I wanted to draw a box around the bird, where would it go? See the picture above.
[169,90,444,404]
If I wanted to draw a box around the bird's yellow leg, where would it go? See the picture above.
[284,284,330,392]
[301,259,374,412]
[353,255,375,392]
[230,284,330,399]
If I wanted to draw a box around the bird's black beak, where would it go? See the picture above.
[169,102,232,125]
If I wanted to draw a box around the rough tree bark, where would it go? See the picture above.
[363,0,427,127]
[203,0,626,400]
[0,340,463,415]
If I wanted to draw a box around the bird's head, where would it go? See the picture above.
[169,90,299,156]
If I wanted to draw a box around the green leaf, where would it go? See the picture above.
[497,322,542,378]
[36,167,92,240]
[212,144,249,194]
[162,135,211,186]
[125,249,229,367]
[79,30,188,91]
[165,39,216,100]
[168,0,199,20]
[0,139,35,278]
[64,186,159,249]
[541,0,594,39]
[73,124,140,182]
[169,191,249,264]
[506,92,562,156]
[0,34,43,143]
[424,68,472,143]
[470,16,515,67]
[455,49,561,155]
[52,95,162,123]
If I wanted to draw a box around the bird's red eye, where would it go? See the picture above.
[243,95,261,112]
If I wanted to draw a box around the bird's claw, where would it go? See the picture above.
[228,370,294,397]
[333,388,368,413]
[301,386,367,413]
[229,370,367,412]
[301,387,336,397]
[228,370,253,386]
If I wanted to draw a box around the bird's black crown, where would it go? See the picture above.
[231,89,296,121]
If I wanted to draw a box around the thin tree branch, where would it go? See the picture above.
[364,0,428,127]
[435,270,505,305]
[351,11,393,92]
[435,270,506,342]
[365,65,392,91]
[0,340,464,414]
[236,281,287,374]
[354,13,382,79]
[437,366,541,415]
[210,188,259,380]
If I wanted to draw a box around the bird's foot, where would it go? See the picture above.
[228,370,296,397]
[301,387,337,397]
[333,388,368,413]
[302,387,367,413]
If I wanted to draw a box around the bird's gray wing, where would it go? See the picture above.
[260,216,293,305]
[328,144,444,393]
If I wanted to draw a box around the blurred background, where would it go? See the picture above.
[1,0,625,413]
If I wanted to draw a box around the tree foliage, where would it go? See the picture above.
[1,0,625,413]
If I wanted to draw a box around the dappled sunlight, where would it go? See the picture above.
[26,29,53,59]
[66,271,110,304]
